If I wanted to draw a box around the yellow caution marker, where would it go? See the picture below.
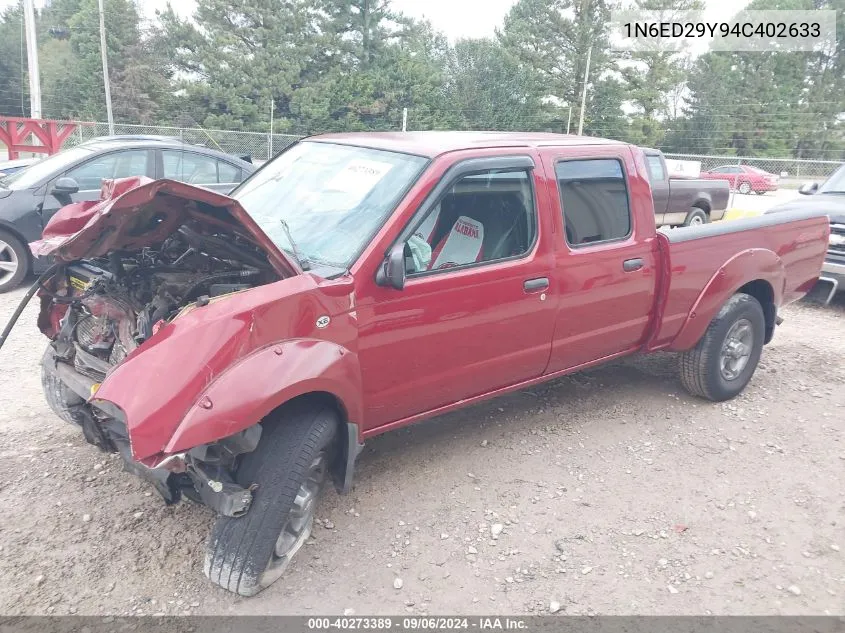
[721,208,765,222]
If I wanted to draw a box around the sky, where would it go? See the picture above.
[6,0,753,42]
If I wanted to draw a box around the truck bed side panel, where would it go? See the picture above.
[650,210,828,349]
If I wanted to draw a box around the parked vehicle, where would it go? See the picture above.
[700,164,779,194]
[641,148,730,226]
[20,132,826,597]
[765,163,845,304]
[0,157,40,178]
[0,137,255,291]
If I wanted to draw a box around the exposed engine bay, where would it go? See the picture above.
[46,221,279,383]
[33,219,279,515]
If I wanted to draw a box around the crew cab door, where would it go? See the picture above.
[355,153,557,430]
[542,146,659,372]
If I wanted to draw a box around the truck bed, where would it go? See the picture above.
[651,208,829,350]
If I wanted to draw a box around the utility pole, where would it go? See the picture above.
[402,107,408,132]
[268,98,274,160]
[22,0,41,119]
[98,0,115,134]
[566,106,572,135]
[577,45,592,136]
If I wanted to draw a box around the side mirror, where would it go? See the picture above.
[798,181,819,195]
[375,243,407,290]
[52,177,79,195]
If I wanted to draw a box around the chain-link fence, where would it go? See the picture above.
[65,122,302,162]
[663,152,842,186]
[8,122,843,186]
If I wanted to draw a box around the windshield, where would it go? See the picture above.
[231,141,428,268]
[819,165,845,194]
[0,146,95,190]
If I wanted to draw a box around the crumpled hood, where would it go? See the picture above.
[30,176,300,277]
[766,195,845,225]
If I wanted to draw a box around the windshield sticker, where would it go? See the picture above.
[323,159,394,206]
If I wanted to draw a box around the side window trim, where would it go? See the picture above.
[395,156,540,279]
[555,156,634,250]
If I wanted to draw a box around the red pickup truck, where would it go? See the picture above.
[22,132,826,596]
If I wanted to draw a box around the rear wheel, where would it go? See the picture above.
[679,293,765,401]
[683,208,708,226]
[0,229,29,292]
[204,400,338,596]
[737,181,752,195]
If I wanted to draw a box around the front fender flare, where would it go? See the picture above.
[162,338,362,455]
[669,248,784,351]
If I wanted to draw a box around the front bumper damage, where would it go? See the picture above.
[42,347,260,517]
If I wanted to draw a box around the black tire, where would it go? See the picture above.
[41,347,87,425]
[737,181,752,195]
[679,293,765,402]
[204,400,338,596]
[683,208,708,226]
[0,229,29,292]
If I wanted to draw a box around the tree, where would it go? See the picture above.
[498,0,614,128]
[154,0,323,131]
[0,6,28,117]
[436,38,552,131]
[617,0,703,146]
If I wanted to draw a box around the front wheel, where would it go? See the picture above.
[679,293,765,401]
[737,181,752,195]
[0,229,29,292]
[204,400,338,596]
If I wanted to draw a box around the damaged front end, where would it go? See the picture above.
[43,348,262,516]
[32,177,303,515]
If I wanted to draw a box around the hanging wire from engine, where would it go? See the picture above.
[0,264,60,352]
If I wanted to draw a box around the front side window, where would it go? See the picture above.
[404,169,536,274]
[556,159,631,247]
[232,141,428,268]
[65,150,150,191]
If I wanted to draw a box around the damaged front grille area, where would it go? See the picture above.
[43,344,260,517]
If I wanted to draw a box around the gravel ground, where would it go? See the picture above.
[0,283,843,617]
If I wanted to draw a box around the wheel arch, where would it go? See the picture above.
[261,391,363,495]
[0,220,33,267]
[736,278,776,343]
[159,339,364,492]
[691,198,711,213]
[669,249,784,351]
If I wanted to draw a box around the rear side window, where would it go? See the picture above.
[556,159,632,247]
[646,156,665,183]
[163,151,219,184]
[218,161,241,183]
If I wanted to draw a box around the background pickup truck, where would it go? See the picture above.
[642,147,730,226]
[23,132,827,597]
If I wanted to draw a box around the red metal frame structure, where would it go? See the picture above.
[0,117,83,159]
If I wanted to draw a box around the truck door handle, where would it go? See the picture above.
[523,277,549,293]
[623,258,644,272]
